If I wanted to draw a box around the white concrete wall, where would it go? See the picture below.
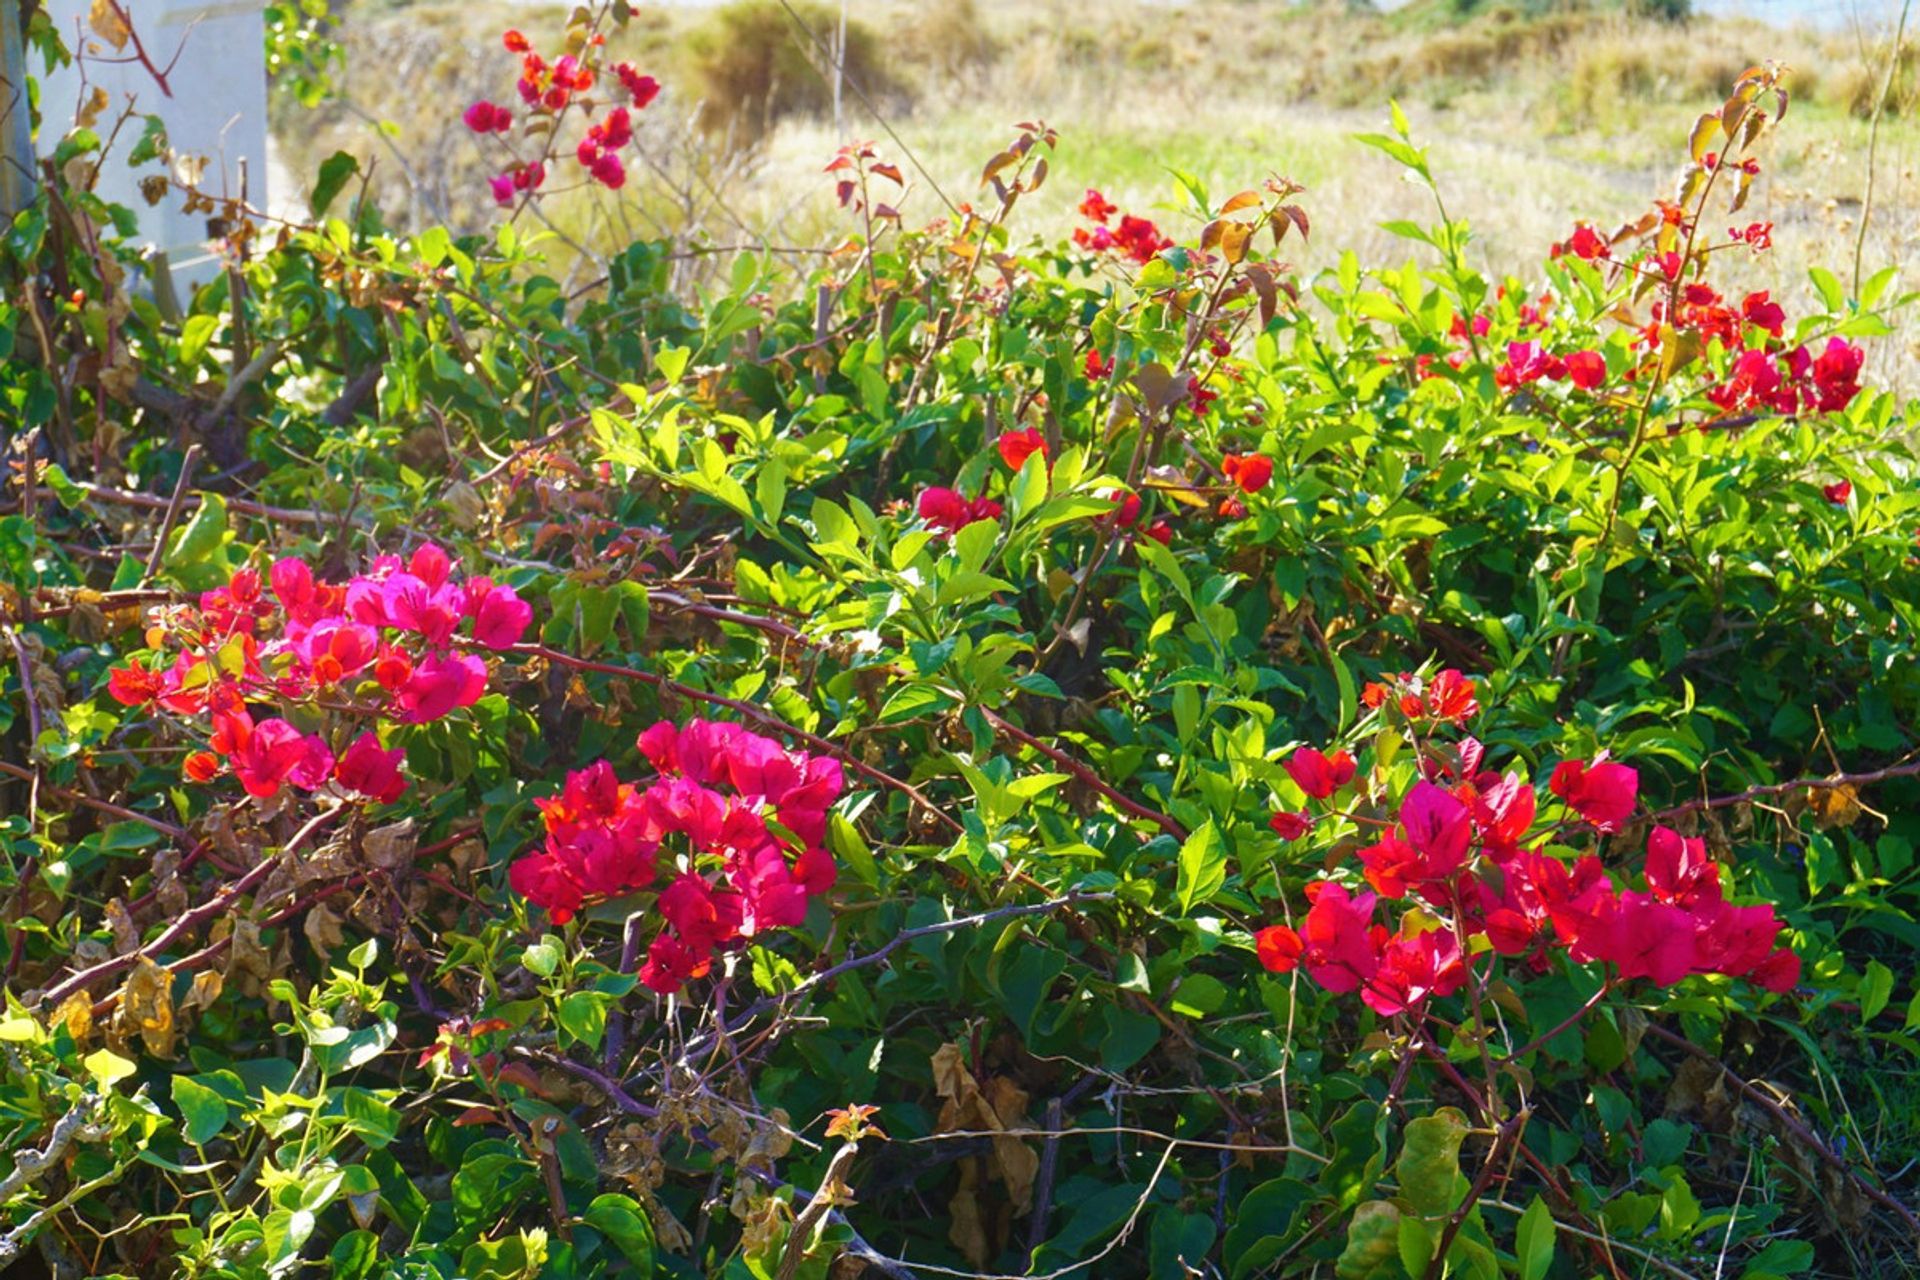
[38,0,268,287]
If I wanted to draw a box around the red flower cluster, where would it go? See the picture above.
[1257,708,1799,1017]
[917,487,1003,535]
[463,101,513,135]
[614,63,660,108]
[1071,188,1173,265]
[473,30,660,202]
[1558,222,1609,262]
[1360,668,1479,724]
[107,547,531,799]
[507,719,842,994]
[1707,337,1865,417]
[576,107,632,190]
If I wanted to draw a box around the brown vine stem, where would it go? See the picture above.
[978,708,1187,841]
[36,807,340,1009]
[12,482,340,526]
[1648,757,1920,821]
[1642,1022,1920,1239]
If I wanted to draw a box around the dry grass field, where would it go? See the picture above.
[282,0,1920,388]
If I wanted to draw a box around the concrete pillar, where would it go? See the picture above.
[1,0,33,215]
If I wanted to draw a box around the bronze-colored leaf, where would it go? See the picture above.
[1808,782,1860,829]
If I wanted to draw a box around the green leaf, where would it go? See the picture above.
[172,1076,230,1146]
[523,938,561,978]
[162,492,236,592]
[1395,1107,1468,1219]
[1860,960,1894,1025]
[178,314,218,367]
[585,1193,657,1273]
[1336,1200,1402,1279]
[310,150,360,217]
[556,991,611,1050]
[1009,450,1049,523]
[1175,819,1225,915]
[1514,1196,1555,1280]
[85,1047,136,1087]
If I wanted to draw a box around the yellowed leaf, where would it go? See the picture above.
[88,0,130,50]
[119,956,175,1057]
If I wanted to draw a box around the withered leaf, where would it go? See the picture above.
[303,902,346,954]
[1808,782,1860,830]
[362,819,418,871]
[88,0,130,50]
[119,956,175,1057]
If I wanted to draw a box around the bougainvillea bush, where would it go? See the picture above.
[4,7,1920,1278]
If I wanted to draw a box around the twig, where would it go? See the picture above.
[776,1140,859,1280]
[1853,0,1913,294]
[1024,1098,1064,1265]
[0,1101,105,1203]
[770,0,956,216]
[1643,1022,1920,1239]
[980,709,1187,841]
[1649,757,1920,822]
[140,442,201,585]
[35,807,340,1009]
[503,642,962,834]
[12,481,342,526]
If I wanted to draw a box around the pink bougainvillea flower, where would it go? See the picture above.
[1186,377,1218,416]
[1255,924,1304,973]
[1077,188,1118,223]
[1362,926,1466,1017]
[1643,826,1720,909]
[917,487,1002,536]
[394,652,489,723]
[590,151,627,190]
[334,732,408,804]
[463,101,512,134]
[1741,290,1786,337]
[1549,755,1638,832]
[639,932,712,994]
[1398,780,1473,876]
[1468,770,1535,860]
[1285,746,1356,800]
[1415,669,1480,723]
[106,663,165,706]
[468,583,533,649]
[509,719,843,992]
[219,712,334,800]
[1564,223,1608,260]
[1269,810,1312,841]
[1810,337,1864,412]
[1291,881,1382,994]
[614,64,661,108]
